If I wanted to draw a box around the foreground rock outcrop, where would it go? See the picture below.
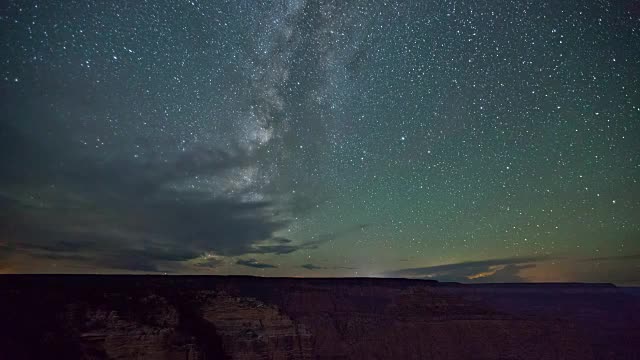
[0,275,638,359]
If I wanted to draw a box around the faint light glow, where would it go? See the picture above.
[467,265,506,280]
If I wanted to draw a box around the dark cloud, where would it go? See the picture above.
[0,140,305,271]
[381,256,551,283]
[300,263,357,271]
[251,238,326,255]
[236,258,277,269]
[0,195,292,271]
[301,263,325,270]
[26,252,89,262]
[18,239,99,254]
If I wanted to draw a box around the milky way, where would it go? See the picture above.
[1,0,639,283]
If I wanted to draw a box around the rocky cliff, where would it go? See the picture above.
[0,275,638,359]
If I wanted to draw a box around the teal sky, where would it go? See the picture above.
[1,0,639,284]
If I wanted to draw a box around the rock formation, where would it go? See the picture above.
[0,275,638,359]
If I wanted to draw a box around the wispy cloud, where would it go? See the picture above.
[380,256,551,283]
[236,258,277,269]
[251,237,327,255]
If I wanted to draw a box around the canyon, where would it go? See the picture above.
[0,275,638,359]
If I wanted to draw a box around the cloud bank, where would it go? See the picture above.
[381,257,551,283]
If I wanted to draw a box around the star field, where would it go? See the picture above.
[1,0,639,283]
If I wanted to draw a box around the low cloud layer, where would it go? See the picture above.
[381,257,551,283]
[0,144,302,272]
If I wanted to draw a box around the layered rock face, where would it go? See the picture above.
[0,276,638,359]
[199,292,313,359]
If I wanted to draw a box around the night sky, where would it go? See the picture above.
[1,0,639,284]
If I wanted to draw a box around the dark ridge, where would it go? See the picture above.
[0,274,617,289]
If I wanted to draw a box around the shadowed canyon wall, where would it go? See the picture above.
[0,275,638,359]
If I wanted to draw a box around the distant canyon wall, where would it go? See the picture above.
[0,276,638,359]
